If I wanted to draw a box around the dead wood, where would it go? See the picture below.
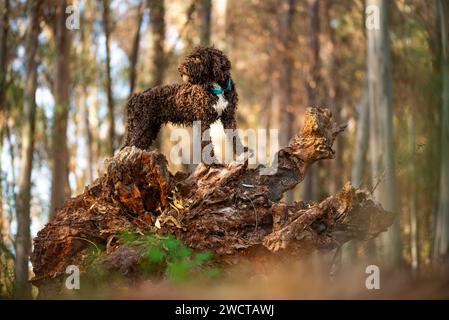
[31,108,395,290]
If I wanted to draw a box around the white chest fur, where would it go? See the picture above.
[212,93,228,116]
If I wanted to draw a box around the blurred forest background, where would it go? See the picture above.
[0,0,448,298]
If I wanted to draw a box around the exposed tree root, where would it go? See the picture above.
[31,108,395,292]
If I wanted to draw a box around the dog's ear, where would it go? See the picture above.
[178,54,207,84]
[212,54,231,83]
[188,58,206,83]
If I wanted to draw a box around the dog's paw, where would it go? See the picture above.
[243,146,255,158]
[236,146,254,160]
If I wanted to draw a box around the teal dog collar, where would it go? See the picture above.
[211,79,232,95]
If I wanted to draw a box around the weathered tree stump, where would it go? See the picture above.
[31,108,395,291]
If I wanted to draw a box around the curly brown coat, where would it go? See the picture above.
[123,47,243,162]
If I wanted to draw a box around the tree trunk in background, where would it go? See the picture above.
[198,0,212,46]
[274,0,295,203]
[276,0,295,147]
[433,0,449,265]
[15,0,41,298]
[128,1,144,97]
[351,83,369,188]
[82,89,93,184]
[408,105,418,275]
[50,1,72,219]
[344,82,369,263]
[366,0,401,265]
[323,0,342,195]
[91,86,102,177]
[102,0,115,156]
[148,0,166,87]
[0,0,10,243]
[261,44,274,133]
[0,0,8,108]
[302,0,321,202]
[80,6,94,184]
[148,0,166,149]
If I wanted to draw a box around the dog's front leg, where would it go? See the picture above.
[221,110,252,159]
[200,121,221,166]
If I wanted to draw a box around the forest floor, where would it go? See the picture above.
[48,257,449,299]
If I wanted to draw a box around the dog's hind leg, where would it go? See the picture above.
[146,121,161,149]
[127,120,161,150]
[123,92,164,150]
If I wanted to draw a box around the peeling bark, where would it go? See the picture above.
[31,108,395,291]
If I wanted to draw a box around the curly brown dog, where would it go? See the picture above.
[123,46,245,164]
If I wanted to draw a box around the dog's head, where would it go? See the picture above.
[178,46,231,85]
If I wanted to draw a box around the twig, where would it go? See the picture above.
[69,236,100,252]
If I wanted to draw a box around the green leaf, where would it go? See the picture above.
[164,237,181,251]
[168,261,193,282]
[119,231,139,244]
[147,247,165,263]
[194,251,213,264]
[176,246,192,258]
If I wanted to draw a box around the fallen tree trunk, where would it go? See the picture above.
[31,108,395,291]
